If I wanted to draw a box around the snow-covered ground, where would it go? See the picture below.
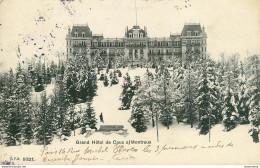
[1,68,259,165]
[93,67,148,128]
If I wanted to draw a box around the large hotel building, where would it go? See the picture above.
[66,23,207,66]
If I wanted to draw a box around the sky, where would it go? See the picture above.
[0,0,259,71]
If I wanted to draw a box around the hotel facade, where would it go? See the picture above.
[66,23,207,66]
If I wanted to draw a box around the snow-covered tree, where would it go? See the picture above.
[119,73,134,110]
[133,75,141,91]
[111,72,119,85]
[80,103,97,134]
[35,91,54,147]
[154,66,174,129]
[222,88,239,131]
[196,61,218,136]
[46,67,52,84]
[178,63,199,127]
[42,61,47,84]
[130,101,149,133]
[172,66,186,124]
[99,73,105,81]
[247,55,260,143]
[3,69,21,146]
[109,71,113,79]
[237,62,250,124]
[50,73,71,140]
[103,75,109,87]
[16,70,34,145]
[131,68,155,127]
[117,69,122,77]
[76,70,97,102]
[34,73,44,92]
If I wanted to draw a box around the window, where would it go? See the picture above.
[140,33,143,38]
[129,33,132,38]
[82,34,85,38]
[187,31,191,36]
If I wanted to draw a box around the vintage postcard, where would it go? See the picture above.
[0,0,259,166]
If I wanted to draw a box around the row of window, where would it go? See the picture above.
[74,33,87,38]
[187,31,200,36]
[128,32,144,38]
[67,40,206,47]
[186,39,201,45]
[148,49,172,54]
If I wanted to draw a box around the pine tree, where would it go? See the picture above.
[109,71,113,79]
[80,103,97,134]
[4,68,26,146]
[133,75,141,90]
[50,61,57,78]
[211,62,223,123]
[130,103,148,133]
[68,104,77,136]
[46,67,52,84]
[35,91,54,146]
[196,61,218,137]
[103,75,109,87]
[27,62,35,86]
[64,68,78,104]
[111,72,119,85]
[51,74,71,139]
[222,65,239,132]
[42,61,47,84]
[172,66,186,123]
[119,73,134,110]
[117,70,122,77]
[99,73,105,81]
[247,55,260,143]
[178,63,199,126]
[0,73,8,145]
[222,88,239,131]
[77,70,97,102]
[34,73,44,92]
[237,62,250,124]
[86,70,97,100]
[155,66,174,129]
[16,67,34,145]
[21,102,34,145]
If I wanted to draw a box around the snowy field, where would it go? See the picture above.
[1,68,259,165]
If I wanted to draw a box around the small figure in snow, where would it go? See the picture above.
[100,112,104,123]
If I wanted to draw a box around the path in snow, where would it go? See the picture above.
[92,68,147,129]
